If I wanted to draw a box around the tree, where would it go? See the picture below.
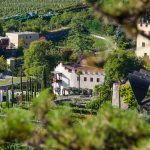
[67,18,94,55]
[104,49,143,86]
[20,67,23,101]
[0,23,3,36]
[6,88,9,108]
[29,77,32,99]
[41,66,47,90]
[21,18,48,33]
[114,26,134,50]
[0,56,7,73]
[11,76,14,107]
[34,79,37,97]
[76,70,82,90]
[24,40,57,79]
[18,38,25,50]
[3,19,20,32]
[60,48,73,63]
[87,83,112,110]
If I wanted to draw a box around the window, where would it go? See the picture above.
[142,42,145,47]
[97,78,100,82]
[84,77,87,81]
[90,78,93,82]
[77,77,79,81]
[141,30,144,34]
[68,69,72,73]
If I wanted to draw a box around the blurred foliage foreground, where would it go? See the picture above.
[87,0,150,38]
[0,89,150,150]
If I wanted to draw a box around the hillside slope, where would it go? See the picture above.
[0,0,83,18]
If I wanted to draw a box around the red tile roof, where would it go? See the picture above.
[64,64,103,73]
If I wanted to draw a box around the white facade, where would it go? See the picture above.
[136,22,150,57]
[52,63,105,95]
[6,32,39,49]
[7,58,16,71]
[7,58,15,66]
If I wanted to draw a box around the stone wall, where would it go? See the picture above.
[112,83,128,109]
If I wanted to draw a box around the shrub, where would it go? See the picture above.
[120,84,137,109]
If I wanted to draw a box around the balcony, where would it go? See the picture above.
[52,71,62,83]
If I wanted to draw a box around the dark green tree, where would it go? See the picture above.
[6,88,9,108]
[29,77,32,100]
[3,19,20,32]
[0,23,3,36]
[31,78,34,99]
[27,80,30,102]
[20,67,23,101]
[11,76,14,107]
[41,66,47,90]
[24,40,57,79]
[104,49,143,86]
[34,80,37,98]
[67,18,94,55]
[0,56,7,73]
[25,82,28,102]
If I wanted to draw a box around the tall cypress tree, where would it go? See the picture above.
[36,79,38,93]
[27,80,30,101]
[6,88,9,108]
[25,81,28,103]
[41,66,47,90]
[20,67,23,101]
[0,91,2,108]
[29,77,32,100]
[34,80,36,97]
[11,76,14,107]
[31,78,34,99]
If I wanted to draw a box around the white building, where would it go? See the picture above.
[52,63,105,95]
[7,58,16,70]
[136,21,150,57]
[6,32,39,49]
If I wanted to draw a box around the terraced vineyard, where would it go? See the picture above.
[0,0,83,18]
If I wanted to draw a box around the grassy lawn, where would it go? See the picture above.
[93,35,116,51]
[0,77,27,86]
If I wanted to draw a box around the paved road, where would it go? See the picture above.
[91,34,106,40]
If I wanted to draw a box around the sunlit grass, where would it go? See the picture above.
[0,77,27,86]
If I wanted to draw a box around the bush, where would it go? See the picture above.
[120,84,137,109]
[46,104,150,150]
[0,90,150,150]
[87,84,111,110]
